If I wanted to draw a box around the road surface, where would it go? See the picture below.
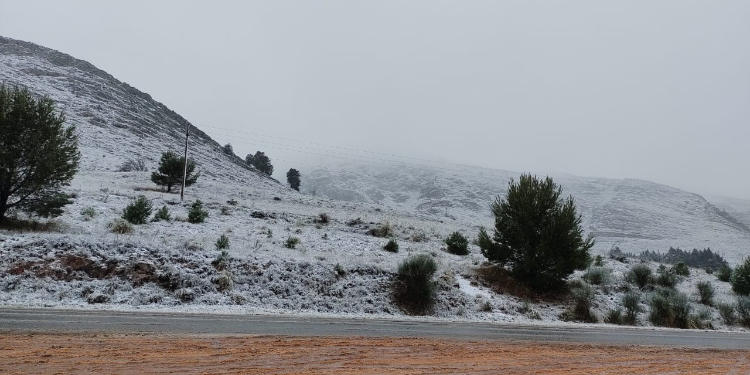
[1,307,748,349]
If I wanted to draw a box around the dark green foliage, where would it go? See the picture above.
[478,175,593,291]
[583,267,610,285]
[605,309,623,324]
[672,262,690,276]
[80,207,96,220]
[732,258,750,296]
[284,236,300,249]
[246,151,273,175]
[215,234,230,250]
[122,195,152,224]
[717,265,733,282]
[594,255,604,267]
[222,143,233,155]
[696,281,714,306]
[150,151,199,192]
[394,254,437,314]
[383,239,399,253]
[444,232,469,255]
[622,291,641,324]
[152,205,171,222]
[655,267,678,288]
[286,168,301,191]
[212,250,230,270]
[638,247,728,272]
[187,200,208,223]
[649,288,691,328]
[718,302,736,326]
[563,283,597,323]
[627,264,653,289]
[736,296,750,327]
[108,218,133,234]
[0,85,80,223]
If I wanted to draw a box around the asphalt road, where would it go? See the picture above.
[1,307,748,349]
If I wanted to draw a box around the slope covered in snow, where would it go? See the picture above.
[1,36,748,331]
[304,161,750,263]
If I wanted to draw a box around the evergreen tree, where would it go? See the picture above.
[478,174,593,291]
[245,151,273,175]
[222,143,233,155]
[287,168,301,191]
[150,151,199,192]
[0,85,80,223]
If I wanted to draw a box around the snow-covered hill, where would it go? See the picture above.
[305,162,750,263]
[0,36,283,198]
[1,36,749,331]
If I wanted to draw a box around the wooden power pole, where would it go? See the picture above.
[180,122,189,201]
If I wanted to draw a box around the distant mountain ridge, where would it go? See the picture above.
[304,161,750,263]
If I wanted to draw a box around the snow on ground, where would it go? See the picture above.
[0,169,746,332]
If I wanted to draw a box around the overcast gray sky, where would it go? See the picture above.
[1,1,749,199]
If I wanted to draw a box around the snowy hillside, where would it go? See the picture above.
[0,36,282,197]
[1,36,749,331]
[304,161,750,263]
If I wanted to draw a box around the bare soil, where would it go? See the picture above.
[0,333,748,374]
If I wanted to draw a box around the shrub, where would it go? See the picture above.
[383,239,399,253]
[605,309,623,325]
[118,158,147,172]
[367,222,393,237]
[583,267,610,285]
[717,265,732,282]
[626,264,653,289]
[717,302,736,326]
[649,288,691,328]
[226,199,238,206]
[655,268,678,288]
[563,283,597,323]
[0,85,80,223]
[287,168,301,191]
[334,263,346,277]
[215,234,230,250]
[107,218,133,234]
[314,213,330,224]
[346,217,364,226]
[445,232,469,255]
[211,250,230,271]
[213,271,233,292]
[622,291,641,324]
[284,236,300,249]
[672,262,690,276]
[478,174,593,291]
[187,200,208,223]
[594,255,604,267]
[737,296,750,328]
[394,254,437,314]
[222,143,234,155]
[696,281,714,306]
[731,258,750,296]
[80,207,96,220]
[246,151,273,175]
[122,195,152,224]
[151,151,199,192]
[152,205,171,222]
[479,300,493,312]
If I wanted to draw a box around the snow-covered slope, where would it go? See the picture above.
[304,161,750,263]
[0,36,283,197]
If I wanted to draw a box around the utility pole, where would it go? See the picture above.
[180,122,189,201]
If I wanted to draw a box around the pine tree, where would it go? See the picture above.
[478,174,593,291]
[150,151,199,192]
[245,151,273,175]
[287,168,301,191]
[0,85,80,223]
